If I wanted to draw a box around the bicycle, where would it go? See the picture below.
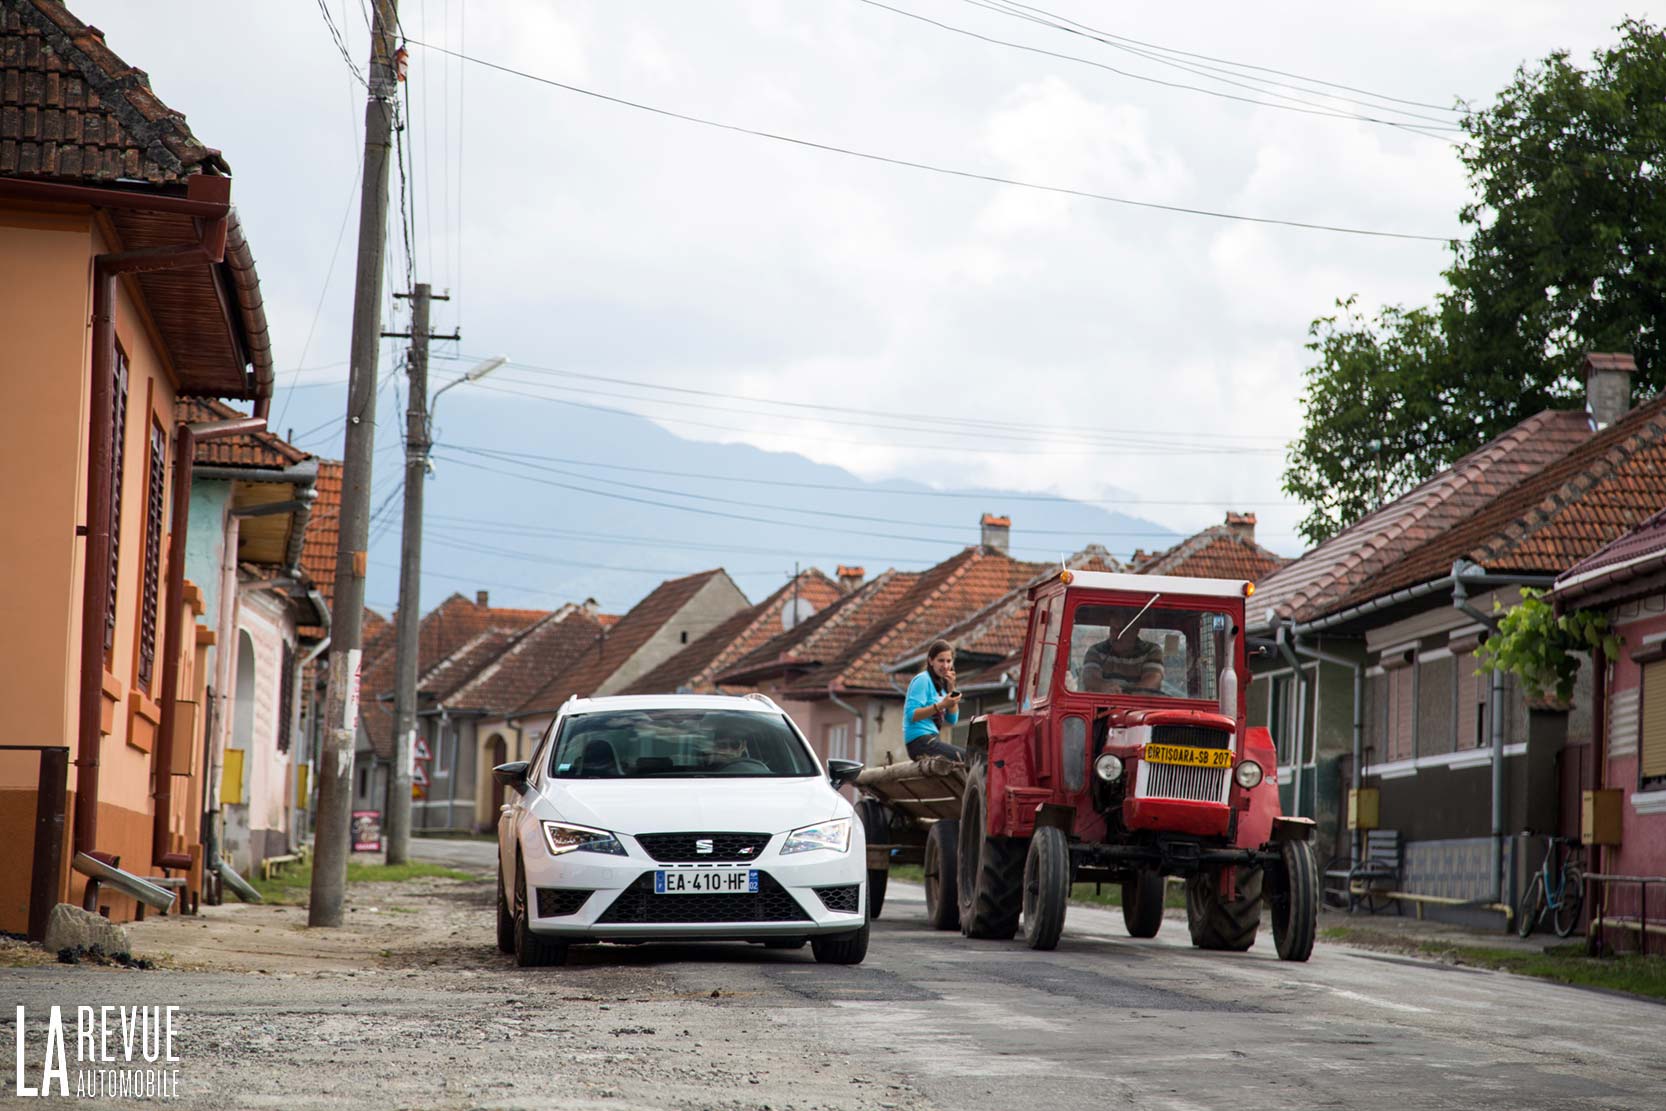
[1516,834,1585,939]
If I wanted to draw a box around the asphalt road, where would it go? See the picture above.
[403,838,1666,1111]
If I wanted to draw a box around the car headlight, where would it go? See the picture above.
[780,817,852,855]
[1094,753,1124,783]
[540,821,627,857]
[1234,760,1263,789]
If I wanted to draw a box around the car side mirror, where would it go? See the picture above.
[492,760,530,795]
[826,759,864,789]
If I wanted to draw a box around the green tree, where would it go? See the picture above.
[1286,19,1666,545]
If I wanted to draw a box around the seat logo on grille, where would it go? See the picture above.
[695,838,714,854]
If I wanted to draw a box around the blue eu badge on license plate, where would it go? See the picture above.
[654,869,759,894]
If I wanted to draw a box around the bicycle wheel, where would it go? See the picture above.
[1552,865,1585,939]
[1516,872,1544,939]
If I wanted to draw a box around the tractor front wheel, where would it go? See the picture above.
[924,819,961,931]
[1122,867,1165,939]
[1186,864,1262,952]
[1021,825,1069,950]
[1271,840,1318,962]
[957,761,1024,939]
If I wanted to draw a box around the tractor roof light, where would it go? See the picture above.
[1059,569,1074,585]
[1234,760,1264,790]
[1094,753,1124,784]
[1243,581,1256,597]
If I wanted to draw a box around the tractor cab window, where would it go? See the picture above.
[1066,604,1232,700]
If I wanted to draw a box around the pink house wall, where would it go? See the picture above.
[1599,606,1666,945]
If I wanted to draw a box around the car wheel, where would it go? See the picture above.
[513,852,568,968]
[810,921,869,964]
[495,857,515,955]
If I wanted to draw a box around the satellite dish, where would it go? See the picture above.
[781,596,819,630]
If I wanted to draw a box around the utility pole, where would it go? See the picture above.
[311,0,400,928]
[386,283,445,865]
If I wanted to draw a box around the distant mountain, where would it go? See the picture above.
[345,393,1181,614]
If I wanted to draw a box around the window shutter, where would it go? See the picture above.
[1641,660,1666,785]
[278,641,295,753]
[1391,665,1415,761]
[105,348,129,657]
[137,420,166,691]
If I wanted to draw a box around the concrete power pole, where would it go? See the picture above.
[311,0,400,928]
[385,283,433,865]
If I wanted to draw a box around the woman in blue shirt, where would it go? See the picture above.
[904,639,964,761]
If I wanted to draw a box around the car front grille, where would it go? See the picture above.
[536,888,593,917]
[634,832,772,863]
[1139,761,1229,803]
[596,871,810,924]
[814,884,861,913]
[1150,725,1233,750]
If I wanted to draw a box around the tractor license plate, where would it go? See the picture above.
[654,869,758,895]
[1144,744,1233,769]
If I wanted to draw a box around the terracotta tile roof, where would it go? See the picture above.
[1250,408,1594,629]
[0,1,228,183]
[784,547,1048,696]
[422,629,519,702]
[299,459,341,610]
[622,570,845,695]
[359,592,550,759]
[443,605,606,713]
[516,569,740,712]
[720,571,921,686]
[1336,393,1666,610]
[178,398,308,469]
[1134,522,1288,582]
[1553,508,1666,605]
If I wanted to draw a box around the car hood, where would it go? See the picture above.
[536,776,847,836]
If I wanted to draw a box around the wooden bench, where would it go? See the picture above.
[1323,829,1401,914]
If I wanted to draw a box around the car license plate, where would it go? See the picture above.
[654,869,758,895]
[1143,744,1233,769]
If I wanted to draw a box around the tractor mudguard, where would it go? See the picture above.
[984,715,1045,838]
[1233,726,1280,851]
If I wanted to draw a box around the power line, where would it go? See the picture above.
[314,0,368,87]
[404,37,1453,243]
[274,160,363,431]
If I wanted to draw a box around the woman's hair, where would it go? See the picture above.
[924,639,954,695]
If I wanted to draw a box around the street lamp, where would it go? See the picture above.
[430,354,507,415]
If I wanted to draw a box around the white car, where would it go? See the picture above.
[493,693,870,967]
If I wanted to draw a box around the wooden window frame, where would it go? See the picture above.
[1634,646,1666,790]
[136,416,166,692]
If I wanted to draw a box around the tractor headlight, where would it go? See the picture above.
[541,821,627,857]
[1234,760,1264,790]
[1093,753,1124,783]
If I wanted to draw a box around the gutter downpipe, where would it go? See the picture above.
[152,417,265,864]
[1289,628,1365,865]
[1272,626,1309,821]
[827,686,865,766]
[78,177,234,884]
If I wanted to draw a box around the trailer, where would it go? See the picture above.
[851,755,967,929]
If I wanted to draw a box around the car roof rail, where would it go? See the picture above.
[744,691,781,710]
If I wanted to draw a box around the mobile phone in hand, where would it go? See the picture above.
[950,689,961,697]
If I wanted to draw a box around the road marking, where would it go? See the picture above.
[1327,988,1432,1014]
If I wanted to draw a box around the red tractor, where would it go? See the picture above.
[953,568,1318,959]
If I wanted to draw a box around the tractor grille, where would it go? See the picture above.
[536,888,593,917]
[1150,725,1233,750]
[1140,762,1229,804]
[635,832,771,863]
[814,884,861,913]
[596,872,810,924]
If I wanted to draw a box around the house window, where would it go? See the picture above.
[824,722,853,763]
[1640,659,1666,789]
[137,419,166,691]
[1417,655,1454,757]
[1455,649,1488,748]
[104,345,129,659]
[357,764,369,799]
[1383,654,1415,762]
[278,642,295,753]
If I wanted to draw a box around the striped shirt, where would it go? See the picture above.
[1083,636,1165,690]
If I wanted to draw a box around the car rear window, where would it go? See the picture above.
[548,709,820,779]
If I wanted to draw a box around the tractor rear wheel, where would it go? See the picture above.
[1271,840,1318,962]
[1186,864,1262,952]
[1122,867,1165,939]
[1021,825,1069,950]
[855,798,890,920]
[924,819,961,931]
[957,761,1024,940]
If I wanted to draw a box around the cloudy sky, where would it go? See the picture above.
[81,1,1641,607]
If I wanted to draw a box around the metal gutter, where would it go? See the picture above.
[827,685,866,764]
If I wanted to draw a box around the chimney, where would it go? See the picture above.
[836,565,865,592]
[1225,512,1257,544]
[476,590,489,607]
[980,513,1011,554]
[581,597,599,615]
[1584,353,1636,428]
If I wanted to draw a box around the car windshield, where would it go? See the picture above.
[1064,604,1233,700]
[548,709,820,779]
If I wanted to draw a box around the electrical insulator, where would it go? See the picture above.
[394,46,409,82]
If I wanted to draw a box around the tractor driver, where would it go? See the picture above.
[1080,609,1166,694]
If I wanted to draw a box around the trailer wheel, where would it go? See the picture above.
[957,761,1024,939]
[1021,825,1069,950]
[1122,868,1165,939]
[855,798,891,919]
[924,819,961,931]
[1271,840,1318,962]
[1185,864,1262,952]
